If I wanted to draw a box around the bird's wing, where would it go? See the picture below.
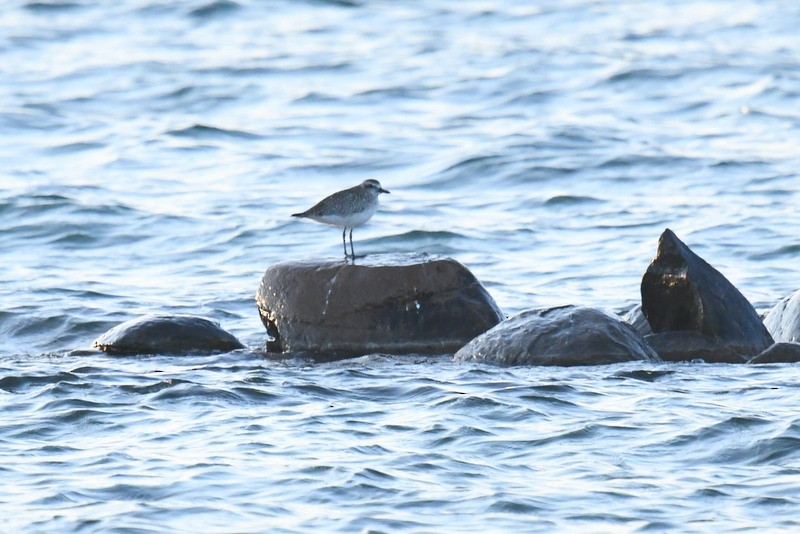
[303,186,358,216]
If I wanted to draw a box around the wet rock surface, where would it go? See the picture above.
[641,229,773,355]
[644,331,749,363]
[622,304,653,337]
[256,253,504,357]
[93,314,244,355]
[454,305,659,366]
[749,342,800,364]
[763,289,800,343]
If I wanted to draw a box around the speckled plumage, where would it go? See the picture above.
[292,179,390,258]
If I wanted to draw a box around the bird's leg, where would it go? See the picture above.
[342,227,348,259]
[349,227,355,258]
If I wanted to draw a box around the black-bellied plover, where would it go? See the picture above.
[292,179,390,259]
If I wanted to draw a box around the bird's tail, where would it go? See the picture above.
[291,213,304,218]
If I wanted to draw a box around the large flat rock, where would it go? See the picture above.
[641,229,773,357]
[256,253,504,357]
[454,305,659,366]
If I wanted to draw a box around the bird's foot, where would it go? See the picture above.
[343,253,366,263]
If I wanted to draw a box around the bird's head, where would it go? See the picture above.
[362,179,390,195]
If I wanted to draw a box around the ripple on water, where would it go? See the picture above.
[0,371,79,393]
[148,382,245,404]
[543,194,606,207]
[188,0,242,19]
[23,1,84,13]
[166,123,263,140]
[118,378,191,395]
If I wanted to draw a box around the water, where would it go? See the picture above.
[2,0,800,531]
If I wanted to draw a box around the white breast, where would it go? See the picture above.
[311,203,377,228]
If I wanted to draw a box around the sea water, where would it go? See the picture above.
[2,1,800,532]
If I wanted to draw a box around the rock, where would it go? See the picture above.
[641,229,773,356]
[763,290,800,342]
[749,342,800,364]
[454,305,659,366]
[256,253,504,357]
[644,331,749,363]
[92,314,244,355]
[622,304,653,336]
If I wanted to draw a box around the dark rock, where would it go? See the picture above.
[622,304,653,336]
[763,290,800,342]
[454,305,659,366]
[641,229,773,356]
[749,342,800,364]
[92,314,244,355]
[644,331,749,363]
[256,253,503,357]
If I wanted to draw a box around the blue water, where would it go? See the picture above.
[2,0,800,531]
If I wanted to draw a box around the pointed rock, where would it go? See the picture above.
[454,305,659,366]
[256,253,503,358]
[641,229,773,359]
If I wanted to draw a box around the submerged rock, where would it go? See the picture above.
[92,314,244,355]
[454,305,659,366]
[763,289,800,342]
[256,253,503,357]
[644,331,749,363]
[640,229,773,358]
[749,342,800,364]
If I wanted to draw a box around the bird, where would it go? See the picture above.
[292,179,390,259]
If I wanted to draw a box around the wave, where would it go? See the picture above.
[0,371,79,393]
[308,0,362,6]
[439,154,504,176]
[166,124,262,139]
[611,369,675,382]
[352,86,427,101]
[293,91,341,104]
[188,0,241,19]
[501,90,557,106]
[595,154,701,169]
[148,382,245,403]
[118,378,191,395]
[368,230,466,243]
[543,195,605,207]
[751,244,800,261]
[46,141,105,153]
[656,415,779,463]
[24,1,83,12]
[602,64,733,85]
[0,191,140,221]
[230,386,282,403]
[194,62,352,77]
[487,497,546,514]
[0,309,127,355]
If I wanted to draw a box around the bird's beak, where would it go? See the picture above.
[379,188,390,194]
